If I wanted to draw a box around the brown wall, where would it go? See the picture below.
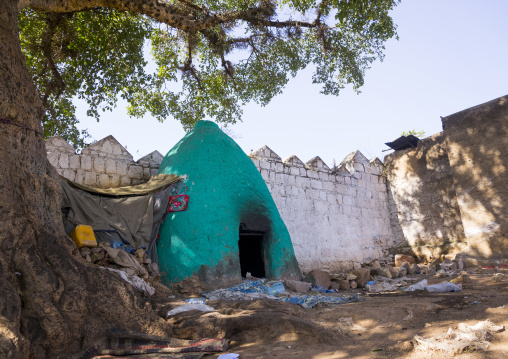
[442,95,508,263]
[385,133,466,261]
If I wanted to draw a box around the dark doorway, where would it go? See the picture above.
[238,230,266,278]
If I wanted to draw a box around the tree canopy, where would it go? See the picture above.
[19,0,399,148]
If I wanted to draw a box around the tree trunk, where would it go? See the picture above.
[0,2,169,358]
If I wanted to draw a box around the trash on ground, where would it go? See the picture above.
[311,285,335,293]
[336,317,366,333]
[105,267,155,296]
[71,224,97,248]
[204,279,361,309]
[366,276,420,293]
[217,354,240,359]
[101,243,148,278]
[164,304,216,318]
[492,273,504,282]
[185,298,207,304]
[405,279,462,293]
[280,293,361,309]
[267,282,286,296]
[413,320,505,354]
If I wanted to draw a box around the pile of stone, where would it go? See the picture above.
[78,242,160,282]
[286,254,469,294]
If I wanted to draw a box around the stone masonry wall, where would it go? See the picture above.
[249,146,402,273]
[384,132,467,261]
[45,94,508,272]
[47,135,402,274]
[441,95,508,264]
[46,135,163,189]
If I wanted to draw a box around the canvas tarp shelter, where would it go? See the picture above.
[61,174,181,263]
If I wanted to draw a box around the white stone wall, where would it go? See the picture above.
[250,146,401,273]
[47,135,404,273]
[46,135,163,188]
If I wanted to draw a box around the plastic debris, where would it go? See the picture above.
[414,320,505,354]
[185,298,207,304]
[492,273,504,282]
[217,354,240,359]
[204,279,362,309]
[164,304,216,318]
[405,279,462,293]
[267,282,286,296]
[426,281,462,293]
[105,267,155,296]
[311,285,334,293]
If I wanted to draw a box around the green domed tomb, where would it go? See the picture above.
[157,121,302,289]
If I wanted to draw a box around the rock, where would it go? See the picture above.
[339,280,350,290]
[398,267,407,277]
[147,263,159,276]
[350,280,358,289]
[80,247,91,258]
[395,254,416,267]
[441,261,458,272]
[400,262,411,273]
[387,265,398,278]
[135,249,146,264]
[458,257,464,271]
[370,259,382,269]
[409,264,420,275]
[285,279,311,293]
[303,269,331,289]
[427,264,436,275]
[379,268,393,279]
[351,268,371,287]
[346,273,357,281]
[353,262,362,270]
[436,269,450,278]
[370,268,381,276]
[330,273,345,281]
[90,251,105,263]
[451,274,469,284]
[492,273,504,282]
[330,282,341,291]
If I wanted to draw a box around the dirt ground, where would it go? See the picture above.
[159,270,508,359]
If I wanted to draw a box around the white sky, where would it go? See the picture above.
[76,0,508,166]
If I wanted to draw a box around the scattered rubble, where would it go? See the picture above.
[395,254,416,267]
[78,241,160,296]
[295,253,503,295]
[303,269,331,288]
[414,320,505,354]
[285,279,311,293]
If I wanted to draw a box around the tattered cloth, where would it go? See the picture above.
[90,328,228,357]
[60,174,181,261]
[93,354,204,359]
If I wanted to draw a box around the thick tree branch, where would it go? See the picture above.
[24,0,323,33]
[40,13,65,107]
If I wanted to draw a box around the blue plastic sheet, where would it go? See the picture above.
[207,279,362,309]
